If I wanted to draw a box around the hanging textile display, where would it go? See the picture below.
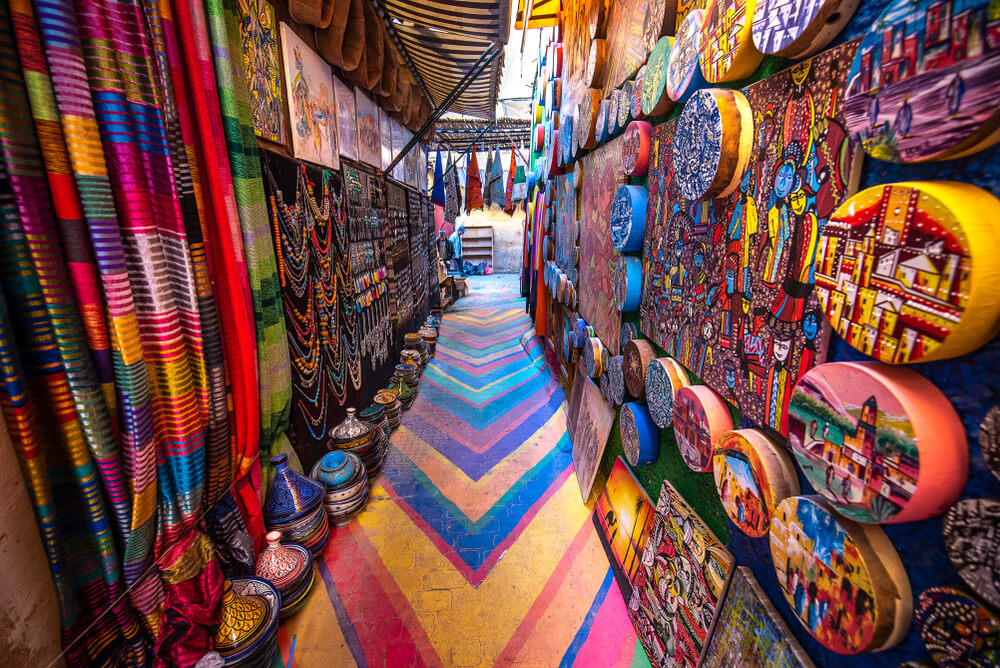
[504,148,517,214]
[466,147,484,212]
[488,148,505,207]
[444,154,460,224]
[431,148,446,206]
[483,150,495,207]
[513,164,527,203]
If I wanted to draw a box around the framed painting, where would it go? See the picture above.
[380,108,392,171]
[593,456,655,594]
[238,0,285,143]
[355,88,381,168]
[279,23,338,169]
[569,361,616,503]
[334,76,358,161]
[390,119,407,182]
[603,0,652,95]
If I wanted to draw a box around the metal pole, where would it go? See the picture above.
[385,44,502,174]
[431,122,494,192]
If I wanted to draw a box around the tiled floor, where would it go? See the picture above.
[276,275,645,667]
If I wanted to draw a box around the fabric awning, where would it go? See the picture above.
[515,0,559,29]
[380,0,509,119]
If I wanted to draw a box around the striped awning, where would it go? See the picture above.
[380,0,509,119]
[515,0,559,29]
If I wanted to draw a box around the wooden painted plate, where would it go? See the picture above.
[621,402,659,466]
[915,587,1000,667]
[614,255,643,312]
[623,339,657,398]
[751,0,859,59]
[641,37,676,118]
[980,406,1000,483]
[607,90,621,137]
[673,384,733,472]
[608,354,626,406]
[644,357,690,427]
[631,66,646,120]
[610,185,648,252]
[667,8,708,103]
[672,88,753,201]
[713,429,800,537]
[699,0,763,83]
[770,496,912,654]
[622,121,652,176]
[618,80,633,129]
[587,38,607,88]
[584,336,605,377]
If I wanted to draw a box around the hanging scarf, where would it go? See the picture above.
[443,154,459,224]
[513,164,527,203]
[483,150,494,207]
[504,148,517,214]
[488,148,505,206]
[465,146,483,212]
[430,148,446,206]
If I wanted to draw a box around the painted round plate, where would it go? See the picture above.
[644,357,690,427]
[641,37,676,118]
[584,336,604,378]
[712,429,799,537]
[673,88,753,201]
[943,498,1000,610]
[621,402,659,466]
[667,9,707,103]
[631,66,646,119]
[608,354,626,406]
[618,81,633,129]
[770,496,912,654]
[622,121,652,176]
[916,587,1000,668]
[643,0,675,52]
[673,385,733,472]
[751,0,859,58]
[814,182,1000,364]
[610,185,648,252]
[595,99,610,144]
[699,0,764,83]
[620,322,639,349]
[614,256,643,312]
[843,0,1000,162]
[607,90,621,136]
[980,406,1000,483]
[789,361,967,524]
[623,339,656,399]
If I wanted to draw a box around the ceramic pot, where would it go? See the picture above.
[214,580,271,657]
[255,531,309,590]
[329,407,373,450]
[263,454,325,526]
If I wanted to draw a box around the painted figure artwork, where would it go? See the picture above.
[640,43,863,437]
[334,76,358,161]
[391,120,407,182]
[594,457,655,591]
[844,0,1000,162]
[673,385,733,472]
[280,23,339,169]
[814,182,1000,364]
[751,0,859,59]
[238,0,285,143]
[354,89,381,168]
[569,362,616,502]
[701,567,815,667]
[555,174,578,286]
[712,428,799,537]
[603,0,652,95]
[699,0,764,83]
[981,406,1000,482]
[788,361,967,523]
[380,109,393,171]
[628,480,735,668]
[943,498,1000,610]
[769,495,912,654]
[579,135,627,354]
[915,587,1000,667]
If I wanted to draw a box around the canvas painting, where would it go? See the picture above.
[334,76,358,161]
[391,120,407,182]
[713,429,798,537]
[555,174,577,285]
[603,0,652,95]
[701,567,815,667]
[355,88,381,168]
[280,23,338,169]
[639,41,863,436]
[569,361,616,503]
[238,0,285,143]
[594,457,655,593]
[380,108,393,171]
[403,130,419,187]
[579,135,626,355]
[627,480,735,668]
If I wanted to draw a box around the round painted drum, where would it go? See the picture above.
[623,339,656,399]
[583,336,604,377]
[618,81,633,129]
[641,37,676,118]
[752,0,858,59]
[586,38,606,88]
[673,88,753,201]
[573,316,588,349]
[607,89,621,136]
[621,402,659,466]
[595,99,609,144]
[667,9,708,103]
[770,496,912,654]
[610,185,648,252]
[916,587,1000,668]
[673,384,733,472]
[608,354,626,406]
[631,67,646,120]
[614,255,643,312]
[788,361,967,524]
[814,182,1000,364]
[622,121,652,176]
[644,357,690,427]
[620,322,639,349]
[560,114,574,165]
[599,371,611,401]
[712,429,799,537]
[699,0,764,83]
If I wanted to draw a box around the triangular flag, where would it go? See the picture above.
[466,147,483,212]
[431,148,446,206]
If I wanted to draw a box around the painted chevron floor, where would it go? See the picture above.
[275,275,647,667]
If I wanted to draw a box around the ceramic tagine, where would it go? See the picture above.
[311,450,369,525]
[215,577,280,665]
[263,454,329,558]
[255,531,315,619]
[329,408,374,450]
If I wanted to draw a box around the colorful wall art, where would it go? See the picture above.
[238,0,285,143]
[280,23,339,169]
[624,339,656,398]
[701,567,816,667]
[380,109,393,171]
[943,498,1000,610]
[699,0,764,82]
[712,429,799,537]
[579,135,626,354]
[751,0,859,59]
[640,43,863,436]
[788,361,967,523]
[334,76,358,161]
[569,361,616,502]
[644,357,690,427]
[915,587,1000,667]
[769,496,912,654]
[644,0,679,48]
[843,0,1000,162]
[602,0,652,95]
[621,402,659,466]
[354,89,381,168]
[981,406,1000,482]
[673,385,733,472]
[628,480,735,668]
[814,182,1000,364]
[594,457,655,588]
[641,37,676,118]
[673,88,754,201]
[622,121,652,176]
[667,8,707,103]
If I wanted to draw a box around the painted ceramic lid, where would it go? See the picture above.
[263,454,325,524]
[214,580,271,655]
[256,531,309,589]
[314,450,363,489]
[329,408,373,445]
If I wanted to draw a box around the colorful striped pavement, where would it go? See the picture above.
[276,275,647,667]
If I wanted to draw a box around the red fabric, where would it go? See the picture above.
[465,147,483,212]
[504,148,517,215]
[533,193,548,337]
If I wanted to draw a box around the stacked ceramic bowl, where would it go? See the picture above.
[329,407,384,477]
[395,363,420,393]
[419,327,437,358]
[264,454,330,558]
[215,577,280,667]
[311,450,369,525]
[358,403,390,475]
[255,531,315,619]
[400,349,422,372]
[375,389,401,429]
[403,333,428,368]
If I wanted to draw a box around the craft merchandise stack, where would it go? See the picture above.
[526,0,1000,665]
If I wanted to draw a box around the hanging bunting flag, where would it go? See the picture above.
[466,146,483,212]
[431,147,446,206]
